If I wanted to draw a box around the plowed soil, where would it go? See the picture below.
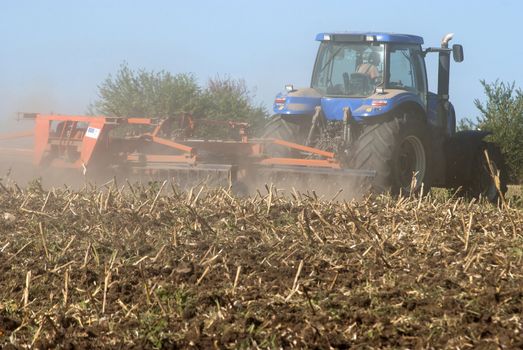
[0,181,522,349]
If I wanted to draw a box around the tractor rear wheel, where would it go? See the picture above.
[349,116,431,195]
[464,142,508,203]
[261,114,310,156]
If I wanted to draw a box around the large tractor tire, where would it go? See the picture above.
[261,114,309,157]
[349,116,432,195]
[464,142,508,203]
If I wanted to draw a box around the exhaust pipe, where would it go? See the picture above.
[441,33,454,48]
[436,33,455,137]
[437,33,454,99]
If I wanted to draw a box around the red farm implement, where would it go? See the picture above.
[0,113,374,193]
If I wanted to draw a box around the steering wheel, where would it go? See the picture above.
[348,73,373,95]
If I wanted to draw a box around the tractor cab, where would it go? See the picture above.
[274,33,429,122]
[274,32,463,135]
[311,33,427,102]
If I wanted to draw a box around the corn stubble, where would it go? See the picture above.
[0,181,522,349]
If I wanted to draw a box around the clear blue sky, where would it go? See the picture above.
[1,0,522,128]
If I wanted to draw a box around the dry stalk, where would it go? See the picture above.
[200,246,213,264]
[38,222,50,262]
[483,149,505,207]
[149,180,167,213]
[117,299,129,313]
[23,270,31,309]
[417,184,424,209]
[21,207,55,218]
[328,272,339,291]
[463,244,479,272]
[232,265,241,294]
[7,241,33,262]
[266,184,273,215]
[172,228,178,247]
[414,210,421,235]
[19,193,30,210]
[286,260,304,301]
[30,316,44,347]
[102,271,112,314]
[220,187,235,202]
[197,266,211,285]
[187,205,215,234]
[40,190,51,212]
[57,236,76,261]
[133,199,150,213]
[103,188,112,211]
[97,191,104,214]
[484,150,519,237]
[82,242,92,268]
[202,249,223,265]
[138,264,152,305]
[126,179,137,198]
[152,290,168,317]
[362,245,373,257]
[151,245,166,263]
[464,213,473,252]
[63,268,69,307]
[329,188,343,203]
[191,185,205,208]
[186,186,194,205]
[91,244,100,266]
[133,255,149,266]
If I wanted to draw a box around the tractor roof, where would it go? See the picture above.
[316,32,424,45]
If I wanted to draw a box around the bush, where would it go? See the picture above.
[89,63,268,138]
[196,76,267,138]
[473,80,523,182]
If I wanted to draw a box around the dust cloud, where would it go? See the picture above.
[237,165,369,201]
[0,88,369,198]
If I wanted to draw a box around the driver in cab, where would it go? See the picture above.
[357,51,381,82]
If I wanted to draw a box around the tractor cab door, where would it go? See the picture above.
[387,44,428,110]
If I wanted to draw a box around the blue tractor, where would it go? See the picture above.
[263,32,507,200]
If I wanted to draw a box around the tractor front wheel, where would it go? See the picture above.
[261,114,310,156]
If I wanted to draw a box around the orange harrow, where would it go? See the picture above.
[0,113,375,192]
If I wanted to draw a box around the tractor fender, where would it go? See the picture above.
[444,130,491,187]
[273,88,322,116]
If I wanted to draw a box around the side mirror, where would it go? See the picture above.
[453,44,464,62]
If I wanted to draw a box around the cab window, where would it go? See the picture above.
[388,45,427,98]
[311,42,385,97]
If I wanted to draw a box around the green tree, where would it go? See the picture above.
[198,76,267,137]
[456,117,476,131]
[474,80,523,181]
[89,64,267,138]
[89,63,201,118]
